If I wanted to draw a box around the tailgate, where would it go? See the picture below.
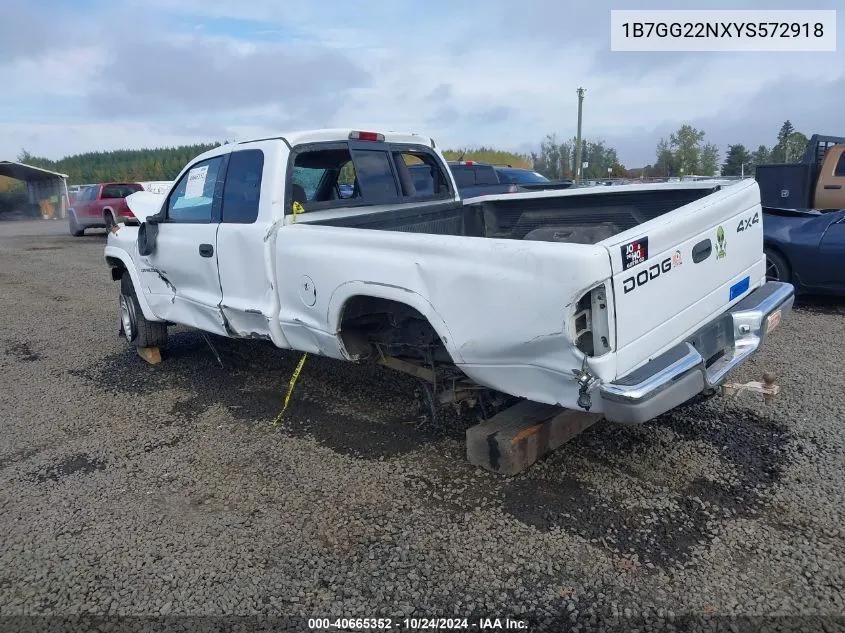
[602,180,766,377]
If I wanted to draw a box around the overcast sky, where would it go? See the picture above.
[1,0,842,167]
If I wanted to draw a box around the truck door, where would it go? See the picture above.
[215,144,280,340]
[138,154,227,335]
[814,146,845,210]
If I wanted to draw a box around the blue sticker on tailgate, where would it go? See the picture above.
[729,276,750,301]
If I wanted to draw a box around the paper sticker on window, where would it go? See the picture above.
[185,165,209,199]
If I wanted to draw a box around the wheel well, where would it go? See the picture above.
[338,296,453,365]
[106,256,126,281]
[763,242,792,272]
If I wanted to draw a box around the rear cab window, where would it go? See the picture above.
[449,163,500,187]
[288,139,453,215]
[101,183,143,199]
[473,165,500,186]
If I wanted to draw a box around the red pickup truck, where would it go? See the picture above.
[68,182,144,236]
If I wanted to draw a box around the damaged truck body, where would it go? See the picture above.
[105,129,794,424]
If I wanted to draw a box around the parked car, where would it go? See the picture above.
[764,207,845,295]
[105,128,793,425]
[68,182,144,236]
[756,134,845,210]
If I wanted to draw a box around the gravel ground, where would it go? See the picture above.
[1,220,844,633]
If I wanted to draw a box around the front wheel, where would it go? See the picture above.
[120,272,168,348]
[764,248,791,283]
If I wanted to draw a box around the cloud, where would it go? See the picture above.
[0,2,61,62]
[84,32,370,126]
[1,0,843,168]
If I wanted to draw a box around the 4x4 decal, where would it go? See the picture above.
[736,211,760,233]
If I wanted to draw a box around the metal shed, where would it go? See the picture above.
[0,161,69,219]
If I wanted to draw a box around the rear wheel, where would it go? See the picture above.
[68,211,84,237]
[104,210,117,229]
[764,248,791,283]
[120,272,168,348]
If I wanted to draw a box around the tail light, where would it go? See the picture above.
[573,284,612,357]
[349,131,384,142]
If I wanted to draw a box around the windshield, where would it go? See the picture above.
[496,168,550,184]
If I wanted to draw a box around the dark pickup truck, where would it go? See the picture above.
[408,161,573,198]
[757,134,845,296]
[756,134,845,210]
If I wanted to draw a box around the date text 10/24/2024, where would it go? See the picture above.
[307,617,529,630]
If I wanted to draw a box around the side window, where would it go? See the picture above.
[222,150,264,223]
[835,152,845,177]
[84,187,97,201]
[167,156,224,223]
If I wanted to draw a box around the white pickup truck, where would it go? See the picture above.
[104,129,794,424]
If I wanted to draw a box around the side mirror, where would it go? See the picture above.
[137,221,159,256]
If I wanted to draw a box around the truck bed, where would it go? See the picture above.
[306,184,719,245]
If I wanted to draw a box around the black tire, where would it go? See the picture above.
[120,272,168,348]
[764,248,791,283]
[68,211,84,237]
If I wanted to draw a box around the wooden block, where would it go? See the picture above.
[136,347,161,365]
[466,400,602,475]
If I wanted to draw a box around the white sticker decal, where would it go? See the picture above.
[184,165,209,199]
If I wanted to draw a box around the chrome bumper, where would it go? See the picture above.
[599,281,795,424]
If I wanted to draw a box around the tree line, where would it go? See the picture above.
[648,119,810,178]
[720,120,809,177]
[14,144,221,185]
[5,119,815,189]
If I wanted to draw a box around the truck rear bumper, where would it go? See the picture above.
[599,281,795,424]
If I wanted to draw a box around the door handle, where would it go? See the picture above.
[823,184,842,189]
[199,243,214,258]
[692,239,712,263]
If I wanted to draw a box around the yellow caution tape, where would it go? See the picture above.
[292,201,305,224]
[272,353,308,426]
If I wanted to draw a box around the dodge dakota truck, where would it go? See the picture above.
[104,129,794,424]
[69,181,144,236]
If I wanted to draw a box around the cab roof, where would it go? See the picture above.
[240,128,435,148]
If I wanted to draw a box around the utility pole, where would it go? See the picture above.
[574,87,586,182]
